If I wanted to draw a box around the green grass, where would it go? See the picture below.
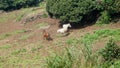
[0,8,31,23]
[80,29,120,45]
[16,8,32,21]
[16,1,47,22]
[46,29,120,68]
[0,1,47,24]
[0,17,7,23]
[31,46,43,52]
[11,49,27,55]
[0,54,42,68]
[46,45,100,68]
[65,29,120,46]
[0,41,44,68]
[35,22,49,28]
[19,34,31,40]
[0,29,26,40]
[41,13,49,18]
[53,39,65,46]
[0,44,11,49]
[16,8,41,22]
[0,28,120,68]
[66,38,80,46]
[0,2,46,23]
[0,13,16,23]
[46,40,120,68]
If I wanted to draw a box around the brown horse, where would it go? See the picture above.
[43,30,52,41]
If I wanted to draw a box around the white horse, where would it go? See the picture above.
[62,23,71,28]
[57,23,71,33]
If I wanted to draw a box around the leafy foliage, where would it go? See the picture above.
[97,10,111,24]
[46,0,120,24]
[96,0,120,24]
[0,0,42,11]
[96,0,120,14]
[46,0,95,23]
[99,39,120,61]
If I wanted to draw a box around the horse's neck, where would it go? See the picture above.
[63,26,68,30]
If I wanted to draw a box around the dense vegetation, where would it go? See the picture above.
[99,39,120,61]
[46,0,120,24]
[46,39,120,68]
[0,0,43,11]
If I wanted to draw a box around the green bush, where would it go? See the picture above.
[99,39,120,61]
[96,0,120,14]
[46,0,96,23]
[0,0,42,11]
[97,11,111,24]
[46,0,120,24]
[96,0,120,24]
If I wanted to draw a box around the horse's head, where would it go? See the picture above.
[67,23,71,28]
[63,23,71,28]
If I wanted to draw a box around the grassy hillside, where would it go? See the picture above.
[0,1,120,68]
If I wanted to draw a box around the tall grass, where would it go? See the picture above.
[45,43,120,68]
[45,45,101,68]
[46,47,76,68]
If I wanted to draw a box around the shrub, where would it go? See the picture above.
[99,39,120,61]
[46,0,120,24]
[46,0,96,23]
[0,0,42,11]
[96,0,120,24]
[96,0,120,14]
[97,10,111,24]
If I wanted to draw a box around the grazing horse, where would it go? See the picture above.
[57,23,71,33]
